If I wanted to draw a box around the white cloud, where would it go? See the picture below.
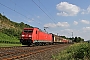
[37,16,40,18]
[56,2,80,16]
[59,29,73,37]
[44,23,56,28]
[57,22,70,27]
[44,22,70,28]
[83,27,90,31]
[63,29,73,33]
[57,12,69,16]
[81,20,90,24]
[73,21,78,25]
[81,5,90,14]
[28,18,34,22]
[87,6,90,13]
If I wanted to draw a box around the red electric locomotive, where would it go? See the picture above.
[20,27,53,46]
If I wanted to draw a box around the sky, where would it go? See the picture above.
[0,0,90,41]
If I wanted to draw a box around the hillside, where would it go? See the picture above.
[0,13,33,29]
[0,13,33,43]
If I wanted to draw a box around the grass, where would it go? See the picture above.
[0,43,22,47]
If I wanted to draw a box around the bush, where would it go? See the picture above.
[52,42,90,60]
[0,32,20,43]
[2,28,21,38]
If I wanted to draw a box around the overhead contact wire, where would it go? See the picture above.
[32,0,56,24]
[0,2,43,26]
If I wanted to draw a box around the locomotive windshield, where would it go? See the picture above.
[24,30,33,33]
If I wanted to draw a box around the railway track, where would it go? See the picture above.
[0,44,70,60]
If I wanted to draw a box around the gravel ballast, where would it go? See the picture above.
[19,44,71,60]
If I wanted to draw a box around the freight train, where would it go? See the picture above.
[20,27,72,46]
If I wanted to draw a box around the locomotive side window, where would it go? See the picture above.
[36,31,37,34]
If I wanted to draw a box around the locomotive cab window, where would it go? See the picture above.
[24,30,33,33]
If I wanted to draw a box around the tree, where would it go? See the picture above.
[74,37,84,43]
[74,37,77,42]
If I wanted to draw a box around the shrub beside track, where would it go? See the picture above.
[52,42,90,60]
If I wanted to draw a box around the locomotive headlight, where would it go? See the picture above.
[22,35,25,37]
[29,35,32,37]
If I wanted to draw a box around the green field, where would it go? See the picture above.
[52,42,90,60]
